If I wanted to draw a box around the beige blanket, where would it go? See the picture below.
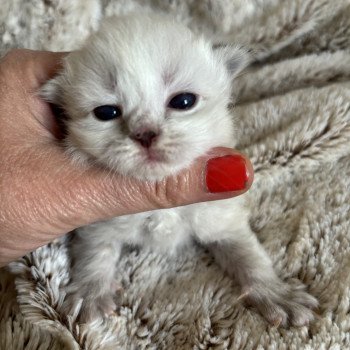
[1,1,350,349]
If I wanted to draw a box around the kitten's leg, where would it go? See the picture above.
[62,228,122,323]
[207,227,318,327]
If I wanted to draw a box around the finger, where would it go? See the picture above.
[0,49,68,89]
[49,147,253,229]
[0,50,68,138]
[28,50,68,87]
[0,146,253,265]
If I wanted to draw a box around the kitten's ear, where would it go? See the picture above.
[40,77,63,105]
[213,44,251,78]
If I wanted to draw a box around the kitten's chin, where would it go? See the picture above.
[124,160,185,182]
[67,146,185,181]
[115,148,191,181]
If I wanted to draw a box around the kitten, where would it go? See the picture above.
[42,14,317,326]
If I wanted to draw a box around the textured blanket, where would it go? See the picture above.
[1,0,350,349]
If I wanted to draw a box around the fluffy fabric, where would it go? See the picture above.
[1,0,350,349]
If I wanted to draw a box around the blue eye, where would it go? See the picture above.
[93,105,122,121]
[168,93,197,110]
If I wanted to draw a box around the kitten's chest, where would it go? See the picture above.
[143,209,193,250]
[97,196,246,250]
[111,208,192,252]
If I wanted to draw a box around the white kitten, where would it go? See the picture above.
[42,14,317,326]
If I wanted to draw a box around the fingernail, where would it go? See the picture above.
[206,155,249,193]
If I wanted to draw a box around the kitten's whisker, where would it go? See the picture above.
[160,142,180,148]
[82,147,116,150]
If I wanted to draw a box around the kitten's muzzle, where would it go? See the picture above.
[131,129,159,148]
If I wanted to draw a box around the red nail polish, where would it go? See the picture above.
[206,155,249,193]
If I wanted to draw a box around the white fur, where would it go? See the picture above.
[42,14,317,326]
[43,15,239,180]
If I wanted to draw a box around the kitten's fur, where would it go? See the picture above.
[42,15,317,326]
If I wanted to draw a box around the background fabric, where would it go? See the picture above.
[1,0,350,349]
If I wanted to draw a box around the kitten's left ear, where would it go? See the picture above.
[213,44,251,78]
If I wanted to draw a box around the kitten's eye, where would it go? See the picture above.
[93,105,122,121]
[168,93,197,110]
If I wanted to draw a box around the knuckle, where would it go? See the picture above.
[156,173,189,208]
[1,48,30,60]
[0,49,24,87]
[0,49,33,77]
[1,48,23,65]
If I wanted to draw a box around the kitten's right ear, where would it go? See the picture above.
[213,44,251,78]
[40,77,68,136]
[40,77,63,105]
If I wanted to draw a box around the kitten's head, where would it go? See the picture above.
[42,15,249,180]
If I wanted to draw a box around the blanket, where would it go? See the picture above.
[1,0,350,349]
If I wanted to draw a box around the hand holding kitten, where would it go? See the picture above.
[0,49,252,267]
[39,14,317,327]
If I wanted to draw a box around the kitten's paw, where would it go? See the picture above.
[61,283,123,323]
[243,280,318,327]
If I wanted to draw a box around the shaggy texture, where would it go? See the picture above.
[1,0,350,349]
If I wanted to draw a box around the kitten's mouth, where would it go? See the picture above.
[142,148,167,163]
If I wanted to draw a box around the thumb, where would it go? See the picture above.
[53,147,253,230]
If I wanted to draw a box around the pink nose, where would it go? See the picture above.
[131,129,158,148]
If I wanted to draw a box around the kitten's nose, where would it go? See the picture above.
[131,129,158,148]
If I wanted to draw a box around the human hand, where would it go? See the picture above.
[0,49,253,266]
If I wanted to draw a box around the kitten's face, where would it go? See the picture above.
[43,16,247,180]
